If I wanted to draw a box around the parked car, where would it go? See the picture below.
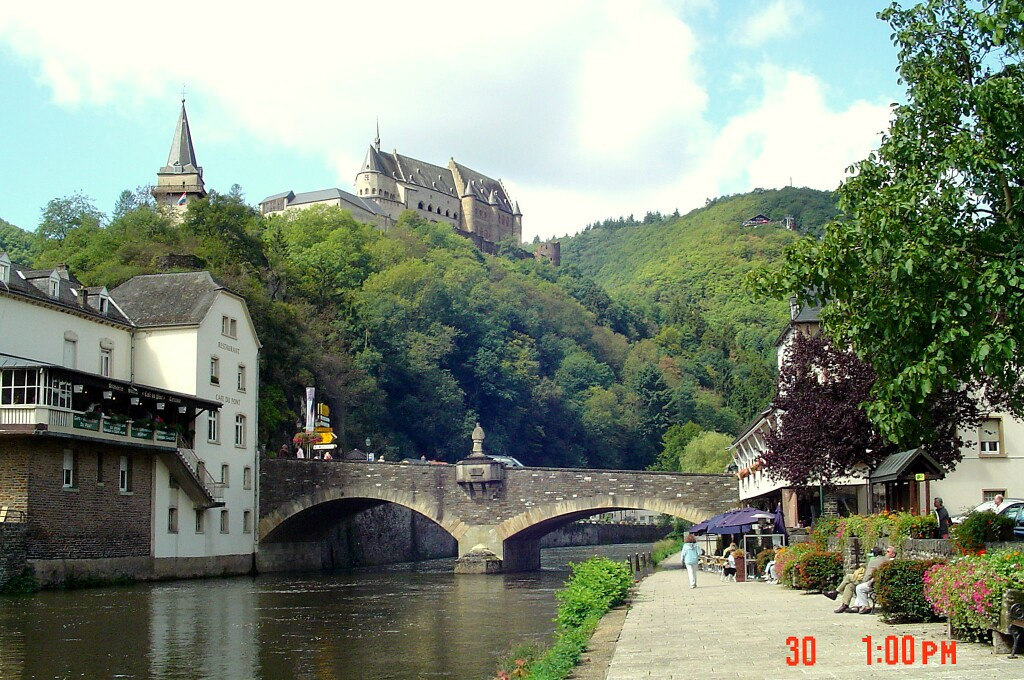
[489,455,525,467]
[950,498,1024,540]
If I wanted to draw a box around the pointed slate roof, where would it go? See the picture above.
[160,100,202,176]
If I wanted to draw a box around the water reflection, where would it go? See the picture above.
[0,544,650,680]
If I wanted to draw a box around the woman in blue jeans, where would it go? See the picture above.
[680,534,701,589]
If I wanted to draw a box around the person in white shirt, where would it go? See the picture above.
[993,494,1005,512]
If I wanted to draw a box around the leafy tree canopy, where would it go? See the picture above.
[751,0,1024,447]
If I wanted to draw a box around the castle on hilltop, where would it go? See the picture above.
[260,129,523,254]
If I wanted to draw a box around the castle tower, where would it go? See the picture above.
[151,99,206,216]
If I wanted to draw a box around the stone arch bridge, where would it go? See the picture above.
[259,459,737,572]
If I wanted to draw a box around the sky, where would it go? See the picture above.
[0,1,901,243]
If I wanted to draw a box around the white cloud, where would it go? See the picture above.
[735,0,805,47]
[0,1,889,242]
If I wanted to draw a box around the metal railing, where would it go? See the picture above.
[0,505,27,523]
[175,446,225,500]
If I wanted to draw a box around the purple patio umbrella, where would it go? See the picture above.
[772,502,788,537]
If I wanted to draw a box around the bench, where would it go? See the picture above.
[992,588,1024,657]
[1008,601,1024,659]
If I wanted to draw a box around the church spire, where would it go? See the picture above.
[162,98,202,176]
[152,97,207,215]
[374,118,381,152]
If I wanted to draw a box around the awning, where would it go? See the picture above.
[0,352,221,413]
[870,448,945,484]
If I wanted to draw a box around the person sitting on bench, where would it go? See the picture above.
[823,546,893,613]
[852,546,895,614]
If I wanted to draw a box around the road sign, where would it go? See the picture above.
[312,443,337,450]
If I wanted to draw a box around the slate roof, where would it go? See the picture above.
[395,153,459,195]
[160,100,202,176]
[0,255,131,325]
[111,271,228,327]
[453,161,514,213]
[870,448,945,483]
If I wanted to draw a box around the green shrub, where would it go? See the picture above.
[795,551,842,591]
[495,557,631,679]
[755,548,775,574]
[555,557,632,630]
[951,512,1015,554]
[652,537,683,565]
[874,559,944,623]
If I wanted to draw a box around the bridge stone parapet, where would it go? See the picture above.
[259,458,737,572]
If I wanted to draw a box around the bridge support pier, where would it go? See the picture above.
[456,525,542,574]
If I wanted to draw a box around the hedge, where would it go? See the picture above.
[873,558,944,623]
[795,551,843,591]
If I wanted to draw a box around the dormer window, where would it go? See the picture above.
[0,253,9,283]
[49,272,60,297]
[98,290,110,314]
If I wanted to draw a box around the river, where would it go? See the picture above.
[0,543,654,680]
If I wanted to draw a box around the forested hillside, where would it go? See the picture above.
[561,187,839,438]
[0,186,837,471]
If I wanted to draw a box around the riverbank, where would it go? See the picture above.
[573,553,1021,679]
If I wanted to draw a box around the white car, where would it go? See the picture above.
[950,498,1024,524]
[489,455,525,467]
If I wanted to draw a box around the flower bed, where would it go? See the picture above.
[812,511,937,551]
[923,548,1024,642]
[774,542,812,587]
[949,511,1015,555]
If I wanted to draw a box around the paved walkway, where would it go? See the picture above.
[603,557,1023,680]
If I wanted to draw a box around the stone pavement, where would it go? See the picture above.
[603,557,1024,680]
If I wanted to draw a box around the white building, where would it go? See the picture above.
[112,271,261,567]
[0,256,259,584]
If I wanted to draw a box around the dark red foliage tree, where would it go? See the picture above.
[762,332,974,488]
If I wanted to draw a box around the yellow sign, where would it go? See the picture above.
[317,430,337,444]
[914,473,926,481]
[317,403,330,416]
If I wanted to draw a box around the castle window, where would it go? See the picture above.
[427,204,433,212]
[454,212,458,219]
[418,202,424,209]
[445,210,450,217]
[436,207,441,214]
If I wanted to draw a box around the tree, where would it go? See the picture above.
[761,333,899,488]
[37,193,104,244]
[751,0,1024,447]
[648,421,703,471]
[677,430,733,474]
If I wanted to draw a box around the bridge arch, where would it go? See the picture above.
[258,480,471,544]
[496,495,714,544]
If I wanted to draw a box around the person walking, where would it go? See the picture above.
[933,497,951,538]
[680,534,701,589]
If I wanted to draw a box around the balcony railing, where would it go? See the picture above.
[176,446,226,501]
[0,405,179,450]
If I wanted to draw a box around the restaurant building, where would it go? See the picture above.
[0,255,260,584]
